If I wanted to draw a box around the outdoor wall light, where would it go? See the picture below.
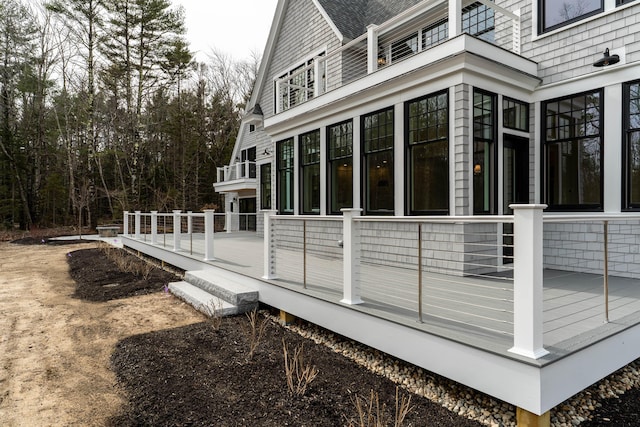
[474,164,482,175]
[593,48,620,67]
[263,148,272,155]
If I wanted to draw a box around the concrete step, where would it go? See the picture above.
[168,281,239,317]
[184,270,258,313]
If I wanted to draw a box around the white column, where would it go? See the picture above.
[367,25,379,74]
[151,211,158,245]
[353,117,361,210]
[508,204,549,359]
[604,84,622,213]
[123,211,129,236]
[134,211,141,240]
[226,211,233,233]
[449,0,462,39]
[341,208,364,305]
[293,135,300,215]
[187,211,193,234]
[262,210,278,279]
[173,210,182,252]
[204,209,215,261]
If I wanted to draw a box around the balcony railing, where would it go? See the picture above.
[216,161,256,183]
[275,0,521,113]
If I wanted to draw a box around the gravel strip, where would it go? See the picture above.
[266,312,640,427]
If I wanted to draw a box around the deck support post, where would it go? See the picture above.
[509,204,549,359]
[151,211,158,245]
[262,210,278,279]
[134,211,141,240]
[516,408,550,427]
[204,209,215,261]
[341,209,364,305]
[280,310,296,325]
[123,211,129,236]
[173,210,182,252]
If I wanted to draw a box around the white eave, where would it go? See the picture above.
[264,34,540,134]
[213,179,257,194]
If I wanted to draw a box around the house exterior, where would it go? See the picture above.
[202,0,640,423]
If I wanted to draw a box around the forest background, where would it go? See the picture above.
[0,0,257,230]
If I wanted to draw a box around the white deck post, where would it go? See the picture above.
[187,211,193,234]
[151,211,158,245]
[367,25,379,73]
[123,211,129,236]
[173,210,182,252]
[262,210,278,279]
[204,209,215,261]
[449,0,462,39]
[226,211,233,233]
[341,208,364,305]
[509,204,549,359]
[134,211,141,240]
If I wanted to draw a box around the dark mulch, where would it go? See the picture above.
[67,248,180,302]
[108,317,483,427]
[581,387,640,426]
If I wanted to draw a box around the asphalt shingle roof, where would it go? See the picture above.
[317,0,423,40]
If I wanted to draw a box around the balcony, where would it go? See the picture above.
[214,161,257,193]
[273,0,523,115]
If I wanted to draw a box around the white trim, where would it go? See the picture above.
[394,102,404,216]
[319,126,328,215]
[311,0,343,42]
[293,135,300,215]
[604,84,623,213]
[448,86,456,216]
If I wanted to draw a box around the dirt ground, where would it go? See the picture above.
[0,241,203,426]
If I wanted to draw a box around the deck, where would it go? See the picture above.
[121,228,640,415]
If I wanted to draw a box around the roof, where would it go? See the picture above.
[317,0,423,40]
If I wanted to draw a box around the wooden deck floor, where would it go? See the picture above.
[132,232,640,362]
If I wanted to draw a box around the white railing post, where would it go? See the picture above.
[151,211,158,245]
[341,208,364,305]
[262,210,278,279]
[173,210,182,252]
[509,204,549,359]
[187,211,193,234]
[236,162,242,179]
[449,0,462,39]
[123,211,129,236]
[367,24,379,73]
[204,209,215,261]
[245,161,250,178]
[513,9,521,54]
[134,211,141,240]
[217,168,222,183]
[226,211,233,233]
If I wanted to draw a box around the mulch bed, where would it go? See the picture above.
[67,248,181,302]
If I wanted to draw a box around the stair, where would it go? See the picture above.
[169,269,259,317]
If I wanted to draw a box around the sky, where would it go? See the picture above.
[172,0,279,62]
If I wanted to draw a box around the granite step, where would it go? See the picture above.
[168,281,239,317]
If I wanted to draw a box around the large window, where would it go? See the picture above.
[363,107,394,214]
[300,130,320,214]
[539,0,602,33]
[543,90,602,210]
[473,89,497,215]
[624,81,640,210]
[328,120,353,214]
[260,163,272,210]
[277,138,294,214]
[406,90,449,215]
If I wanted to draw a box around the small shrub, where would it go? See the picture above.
[243,309,268,361]
[201,298,224,330]
[345,387,413,427]
[282,338,319,396]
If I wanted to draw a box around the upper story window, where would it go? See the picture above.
[240,147,256,178]
[539,0,603,33]
[623,80,640,210]
[328,120,353,215]
[300,130,321,214]
[275,53,325,113]
[462,2,495,42]
[543,90,603,210]
[617,0,637,5]
[503,97,529,132]
[249,124,255,133]
[423,19,448,49]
